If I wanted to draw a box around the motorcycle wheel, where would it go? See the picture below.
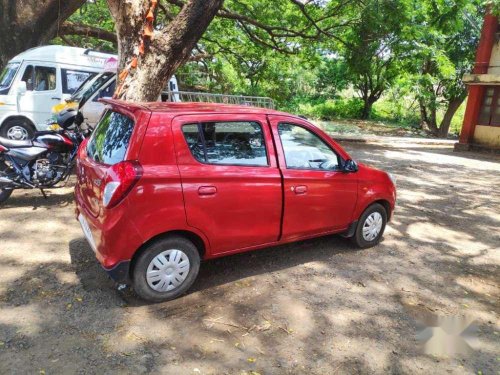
[0,161,13,205]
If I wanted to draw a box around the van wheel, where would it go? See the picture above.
[0,119,35,140]
[351,203,387,248]
[132,236,200,302]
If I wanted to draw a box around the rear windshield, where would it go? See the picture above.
[87,110,135,165]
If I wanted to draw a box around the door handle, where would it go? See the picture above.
[51,97,61,100]
[198,186,217,196]
[293,185,307,194]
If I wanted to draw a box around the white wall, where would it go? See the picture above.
[488,41,500,74]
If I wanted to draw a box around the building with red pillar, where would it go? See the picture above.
[456,12,500,151]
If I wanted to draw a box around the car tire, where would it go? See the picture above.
[0,188,12,205]
[132,236,201,302]
[0,161,13,205]
[351,203,387,248]
[0,119,35,140]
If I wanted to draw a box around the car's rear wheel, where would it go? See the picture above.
[351,203,387,248]
[132,236,200,302]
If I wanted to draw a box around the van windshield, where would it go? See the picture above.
[70,71,114,105]
[0,62,20,90]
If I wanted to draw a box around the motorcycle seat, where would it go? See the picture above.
[0,136,33,148]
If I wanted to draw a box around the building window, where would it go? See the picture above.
[478,87,500,126]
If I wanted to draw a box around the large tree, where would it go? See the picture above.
[0,0,86,68]
[407,0,483,137]
[107,0,224,101]
[107,0,358,101]
[342,0,407,119]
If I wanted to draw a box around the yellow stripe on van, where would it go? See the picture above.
[51,101,77,114]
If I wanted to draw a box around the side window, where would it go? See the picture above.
[62,69,95,94]
[93,80,116,102]
[278,123,340,170]
[21,65,34,90]
[33,66,56,91]
[182,121,268,166]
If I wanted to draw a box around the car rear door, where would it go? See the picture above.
[172,113,282,255]
[268,115,358,241]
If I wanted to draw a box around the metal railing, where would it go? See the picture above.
[163,90,275,109]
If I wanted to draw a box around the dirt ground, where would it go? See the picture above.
[0,139,498,374]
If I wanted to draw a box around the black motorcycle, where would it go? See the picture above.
[0,109,89,205]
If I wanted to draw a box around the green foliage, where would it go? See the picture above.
[296,98,364,120]
[52,0,116,53]
[398,0,483,134]
[485,0,500,15]
[342,0,408,112]
[47,0,488,136]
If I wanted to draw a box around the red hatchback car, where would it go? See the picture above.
[75,100,396,302]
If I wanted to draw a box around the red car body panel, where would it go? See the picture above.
[268,115,358,241]
[74,100,396,280]
[172,113,282,255]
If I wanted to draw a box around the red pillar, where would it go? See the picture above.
[457,13,498,147]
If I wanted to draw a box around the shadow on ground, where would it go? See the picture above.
[0,142,498,374]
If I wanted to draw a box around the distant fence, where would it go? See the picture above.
[162,90,275,109]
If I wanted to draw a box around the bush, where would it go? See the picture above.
[371,98,420,127]
[296,98,364,120]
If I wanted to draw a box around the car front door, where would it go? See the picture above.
[268,115,358,241]
[172,114,282,255]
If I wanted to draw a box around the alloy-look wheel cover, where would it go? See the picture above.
[146,249,190,292]
[362,212,383,241]
[7,125,29,140]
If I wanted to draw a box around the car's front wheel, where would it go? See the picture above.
[352,203,387,248]
[132,236,200,302]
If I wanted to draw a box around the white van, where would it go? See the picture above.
[0,46,114,139]
[58,61,181,127]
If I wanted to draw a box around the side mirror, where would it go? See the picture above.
[16,81,27,95]
[343,159,358,173]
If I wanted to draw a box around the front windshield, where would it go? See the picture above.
[70,71,114,104]
[0,62,20,89]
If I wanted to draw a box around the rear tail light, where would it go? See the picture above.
[0,145,7,152]
[103,160,143,208]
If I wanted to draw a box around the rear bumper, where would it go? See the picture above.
[74,187,143,279]
[103,260,131,284]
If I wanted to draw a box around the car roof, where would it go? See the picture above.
[101,99,297,118]
[10,46,115,69]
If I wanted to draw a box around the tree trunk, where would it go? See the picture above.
[360,95,377,119]
[419,99,438,135]
[108,0,224,102]
[437,96,466,138]
[0,0,86,69]
[427,106,438,135]
[418,100,427,130]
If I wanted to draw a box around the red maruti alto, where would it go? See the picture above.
[75,100,396,302]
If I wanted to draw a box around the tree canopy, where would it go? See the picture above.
[1,0,489,136]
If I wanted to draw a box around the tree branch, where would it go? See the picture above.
[60,22,117,44]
